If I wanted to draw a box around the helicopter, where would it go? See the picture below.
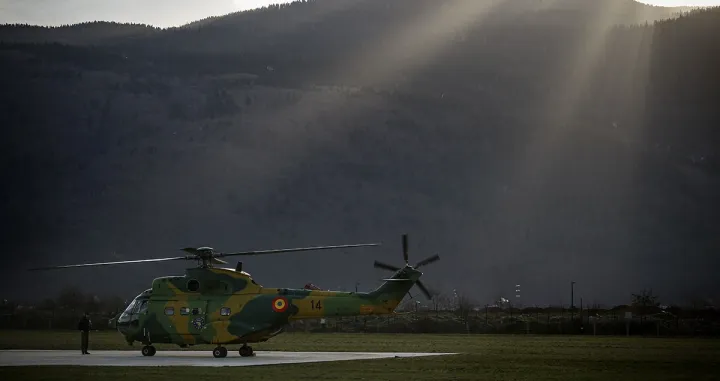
[28,234,440,358]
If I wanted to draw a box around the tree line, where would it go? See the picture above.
[2,287,717,336]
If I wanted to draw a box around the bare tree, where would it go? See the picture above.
[456,292,474,323]
[56,286,86,312]
[38,298,56,312]
[105,295,128,314]
[631,289,660,322]
[397,296,416,312]
[429,291,453,315]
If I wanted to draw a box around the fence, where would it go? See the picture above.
[283,309,720,337]
[2,308,719,337]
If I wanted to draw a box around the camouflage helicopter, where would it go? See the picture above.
[29,234,440,358]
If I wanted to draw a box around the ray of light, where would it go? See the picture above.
[331,0,506,89]
[472,0,658,288]
[204,0,511,207]
[513,0,636,176]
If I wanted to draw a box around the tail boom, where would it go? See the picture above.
[287,267,421,320]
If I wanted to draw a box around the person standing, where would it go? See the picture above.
[78,312,92,354]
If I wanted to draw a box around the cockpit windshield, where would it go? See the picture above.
[118,292,149,323]
[122,300,138,315]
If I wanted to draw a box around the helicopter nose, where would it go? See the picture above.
[115,315,132,336]
[116,320,129,335]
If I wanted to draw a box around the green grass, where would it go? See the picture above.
[1,330,718,380]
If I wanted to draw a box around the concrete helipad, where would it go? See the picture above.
[0,350,455,367]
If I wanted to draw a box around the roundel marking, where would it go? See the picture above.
[272,296,288,312]
[192,316,205,330]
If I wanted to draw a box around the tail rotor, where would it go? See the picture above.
[372,234,440,300]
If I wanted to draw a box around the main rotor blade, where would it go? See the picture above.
[374,260,401,272]
[402,234,408,264]
[415,254,440,269]
[219,243,380,257]
[27,256,190,271]
[416,280,433,300]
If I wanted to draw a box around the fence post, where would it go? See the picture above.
[625,311,632,336]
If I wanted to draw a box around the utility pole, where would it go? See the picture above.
[570,281,576,322]
[485,304,488,326]
[354,282,360,322]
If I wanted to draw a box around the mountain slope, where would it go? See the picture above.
[1,2,718,306]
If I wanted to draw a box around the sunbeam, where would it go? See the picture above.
[457,0,664,299]
[333,0,506,89]
[184,0,513,216]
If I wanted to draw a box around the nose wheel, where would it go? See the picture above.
[239,345,254,357]
[213,346,228,358]
[141,345,156,356]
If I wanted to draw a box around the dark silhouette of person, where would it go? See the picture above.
[78,312,92,354]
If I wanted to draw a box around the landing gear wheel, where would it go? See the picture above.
[141,345,156,356]
[213,346,227,358]
[239,345,254,357]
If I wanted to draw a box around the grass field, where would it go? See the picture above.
[1,330,718,380]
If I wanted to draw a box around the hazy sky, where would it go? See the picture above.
[1,0,719,27]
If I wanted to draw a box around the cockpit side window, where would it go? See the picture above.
[138,300,148,314]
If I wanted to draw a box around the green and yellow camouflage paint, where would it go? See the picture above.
[32,235,438,358]
[112,265,423,357]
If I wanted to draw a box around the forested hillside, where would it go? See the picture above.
[1,0,718,306]
[0,21,160,45]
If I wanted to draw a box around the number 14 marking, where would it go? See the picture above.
[310,300,322,310]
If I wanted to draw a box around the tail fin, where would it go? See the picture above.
[367,266,422,302]
[367,279,415,301]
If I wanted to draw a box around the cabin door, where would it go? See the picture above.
[183,299,209,338]
[158,298,209,344]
